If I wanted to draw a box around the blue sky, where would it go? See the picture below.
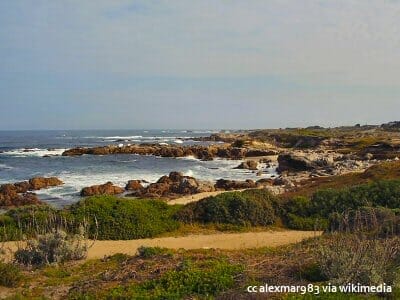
[1,0,400,129]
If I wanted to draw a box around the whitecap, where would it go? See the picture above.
[184,170,194,177]
[0,148,67,157]
[0,163,13,170]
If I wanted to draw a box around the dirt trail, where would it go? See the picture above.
[3,230,320,260]
[86,230,320,259]
[168,190,244,205]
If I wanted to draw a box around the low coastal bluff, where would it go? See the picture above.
[61,144,277,160]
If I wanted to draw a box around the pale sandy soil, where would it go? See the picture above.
[2,230,320,261]
[168,190,244,205]
[86,230,320,259]
[1,230,321,261]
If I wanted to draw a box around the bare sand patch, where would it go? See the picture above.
[85,230,320,259]
[2,230,320,261]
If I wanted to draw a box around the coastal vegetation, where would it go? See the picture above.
[1,126,400,298]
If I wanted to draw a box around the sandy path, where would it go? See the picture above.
[168,190,244,205]
[87,230,319,259]
[2,230,320,260]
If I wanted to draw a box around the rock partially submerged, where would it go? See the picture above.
[62,144,276,161]
[29,177,64,190]
[128,172,216,198]
[235,160,258,170]
[80,182,124,197]
[0,176,63,208]
[125,180,143,191]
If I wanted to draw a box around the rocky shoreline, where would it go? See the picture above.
[0,177,63,208]
[61,144,277,160]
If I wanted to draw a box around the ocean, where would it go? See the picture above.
[0,130,276,207]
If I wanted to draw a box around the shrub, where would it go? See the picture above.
[0,262,23,287]
[283,180,400,229]
[69,196,181,240]
[315,234,400,286]
[105,260,243,299]
[328,207,400,237]
[296,263,328,282]
[285,214,328,231]
[14,229,88,266]
[0,205,71,241]
[137,246,173,259]
[175,189,277,226]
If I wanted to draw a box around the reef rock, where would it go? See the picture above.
[80,182,124,197]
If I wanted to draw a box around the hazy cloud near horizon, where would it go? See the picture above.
[1,0,400,130]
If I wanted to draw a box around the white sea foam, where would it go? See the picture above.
[0,163,13,170]
[0,148,67,157]
[183,170,194,177]
[174,139,183,144]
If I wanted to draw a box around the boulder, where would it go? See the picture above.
[235,160,258,170]
[80,182,124,197]
[214,179,257,190]
[277,154,317,173]
[125,180,143,191]
[130,172,214,198]
[0,187,41,207]
[197,181,216,193]
[29,177,63,190]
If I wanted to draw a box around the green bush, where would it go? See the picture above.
[104,260,243,299]
[285,214,328,231]
[283,180,400,230]
[137,246,173,259]
[0,262,23,287]
[176,189,277,226]
[69,196,181,240]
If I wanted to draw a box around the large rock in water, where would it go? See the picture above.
[80,182,124,197]
[130,172,216,198]
[29,177,64,190]
[125,180,143,191]
[234,160,258,170]
[0,177,64,208]
[277,154,317,173]
[0,183,41,207]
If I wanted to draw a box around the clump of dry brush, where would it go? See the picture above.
[315,207,400,286]
[1,209,97,268]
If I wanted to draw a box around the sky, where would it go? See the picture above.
[1,0,400,130]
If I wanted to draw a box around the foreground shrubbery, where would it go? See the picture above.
[80,259,243,299]
[3,180,400,241]
[14,229,88,266]
[315,234,400,286]
[283,180,400,230]
[0,197,182,241]
[69,196,181,240]
[175,189,279,226]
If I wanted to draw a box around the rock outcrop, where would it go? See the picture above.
[80,182,124,197]
[28,177,64,190]
[214,179,257,190]
[277,154,317,173]
[62,144,277,161]
[0,177,64,208]
[129,172,215,198]
[125,180,143,191]
[235,160,258,170]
